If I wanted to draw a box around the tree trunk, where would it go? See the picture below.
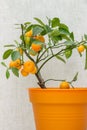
[35,72,46,89]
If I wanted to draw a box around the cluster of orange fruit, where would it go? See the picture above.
[25,30,45,53]
[9,59,37,76]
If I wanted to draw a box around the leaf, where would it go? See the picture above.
[6,69,10,79]
[65,49,72,59]
[44,25,52,33]
[59,23,69,31]
[85,49,87,69]
[49,29,60,37]
[33,26,44,35]
[84,34,87,40]
[51,17,60,27]
[34,17,45,26]
[72,72,78,82]
[12,68,19,77]
[11,51,21,61]
[70,32,74,41]
[24,22,31,25]
[3,49,13,59]
[4,44,16,47]
[59,28,70,35]
[56,55,66,63]
[64,41,74,46]
[1,62,7,67]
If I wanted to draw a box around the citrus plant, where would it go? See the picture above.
[1,17,87,88]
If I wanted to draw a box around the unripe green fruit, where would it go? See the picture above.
[24,36,30,44]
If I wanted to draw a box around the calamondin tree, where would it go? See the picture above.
[1,17,87,88]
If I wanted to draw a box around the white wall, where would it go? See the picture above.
[0,0,87,130]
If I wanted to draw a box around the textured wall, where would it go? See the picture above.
[0,0,87,130]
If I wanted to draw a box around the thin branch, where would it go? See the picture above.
[44,79,65,83]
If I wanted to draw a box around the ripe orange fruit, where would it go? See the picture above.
[23,61,35,73]
[31,67,37,74]
[35,35,45,42]
[14,59,21,67]
[59,81,70,89]
[25,30,33,37]
[21,69,29,76]
[77,45,85,53]
[31,43,42,52]
[9,61,15,68]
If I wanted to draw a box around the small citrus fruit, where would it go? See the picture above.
[35,35,45,42]
[31,43,42,52]
[23,61,35,73]
[14,59,21,67]
[21,69,29,76]
[25,30,33,37]
[24,36,30,44]
[59,81,70,89]
[31,67,37,74]
[77,45,85,53]
[9,61,15,68]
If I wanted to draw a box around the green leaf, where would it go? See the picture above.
[51,17,60,27]
[72,72,78,82]
[6,69,10,79]
[24,22,31,25]
[84,34,87,40]
[4,44,16,47]
[44,25,52,33]
[11,51,21,61]
[3,49,13,59]
[1,62,7,67]
[64,41,74,46]
[12,68,19,77]
[59,28,70,35]
[65,49,72,59]
[56,55,66,63]
[34,17,45,26]
[70,32,74,41]
[33,26,44,35]
[85,49,87,69]
[49,29,60,37]
[59,23,69,31]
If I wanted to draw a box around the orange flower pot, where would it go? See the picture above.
[28,88,87,130]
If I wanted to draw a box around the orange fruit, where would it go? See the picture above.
[59,81,70,89]
[31,67,37,74]
[9,61,15,68]
[23,61,35,73]
[31,43,42,52]
[77,45,85,53]
[14,59,21,67]
[35,35,45,42]
[21,69,29,76]
[25,30,33,37]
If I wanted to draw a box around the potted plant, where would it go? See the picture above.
[1,17,87,130]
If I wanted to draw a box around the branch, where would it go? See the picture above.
[44,79,65,83]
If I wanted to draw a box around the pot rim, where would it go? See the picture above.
[28,87,87,104]
[28,87,87,91]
